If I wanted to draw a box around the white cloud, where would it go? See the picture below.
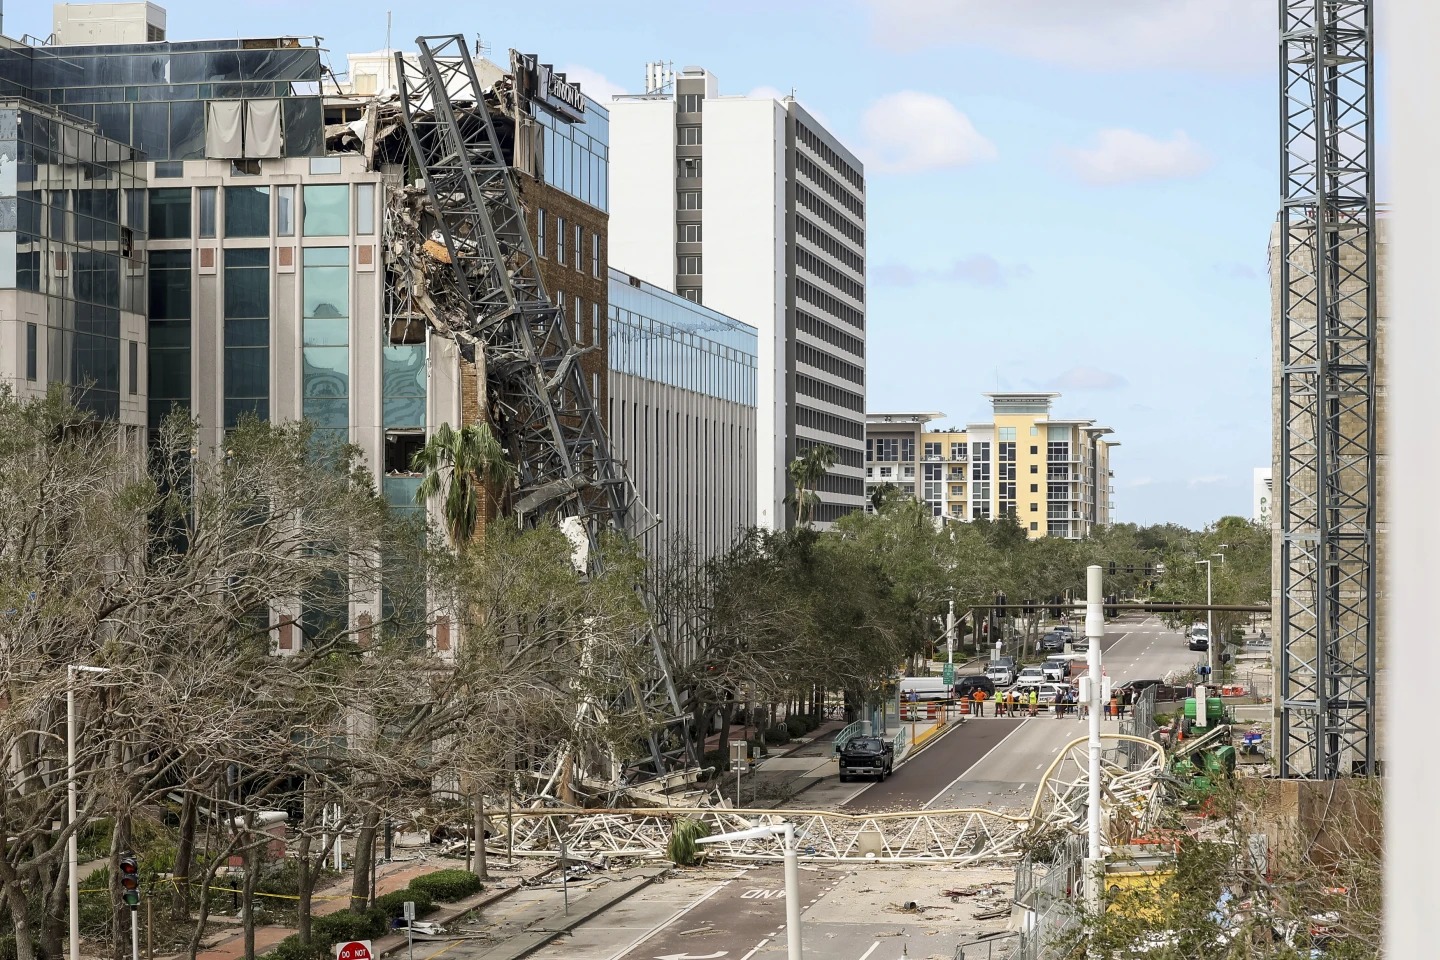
[874,254,1027,288]
[859,91,996,174]
[1189,474,1228,487]
[859,0,1272,73]
[557,64,626,104]
[1046,366,1128,391]
[1061,129,1212,185]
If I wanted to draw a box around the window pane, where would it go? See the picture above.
[276,185,295,236]
[303,185,349,236]
[198,186,216,238]
[148,188,190,239]
[225,185,269,237]
[356,183,375,234]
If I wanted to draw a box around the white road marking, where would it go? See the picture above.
[739,940,770,960]
[922,719,1030,808]
[857,943,881,960]
[604,874,737,960]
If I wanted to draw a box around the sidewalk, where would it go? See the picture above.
[193,859,548,960]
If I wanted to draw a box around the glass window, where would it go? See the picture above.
[556,216,566,264]
[303,185,349,236]
[276,185,295,236]
[356,183,375,235]
[678,158,701,178]
[148,188,190,240]
[383,344,426,429]
[574,224,582,272]
[223,248,270,426]
[678,255,701,275]
[128,340,139,395]
[591,232,600,277]
[25,324,36,381]
[679,190,702,210]
[153,161,185,179]
[537,208,546,257]
[225,185,269,238]
[680,222,701,242]
[678,125,702,145]
[303,247,349,439]
[148,250,191,321]
[310,157,342,175]
[197,186,217,238]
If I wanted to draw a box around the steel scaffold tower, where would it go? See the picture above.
[394,36,688,773]
[1278,0,1377,777]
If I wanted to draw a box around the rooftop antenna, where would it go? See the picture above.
[474,35,492,60]
[385,11,391,51]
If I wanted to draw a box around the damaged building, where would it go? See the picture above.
[0,4,759,668]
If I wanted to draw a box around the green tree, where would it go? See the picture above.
[412,422,513,546]
[785,444,837,526]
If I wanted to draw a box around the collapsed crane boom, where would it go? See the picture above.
[394,35,687,774]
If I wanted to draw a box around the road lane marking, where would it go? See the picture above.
[922,719,1030,808]
[606,874,737,960]
[739,941,770,960]
[857,943,881,960]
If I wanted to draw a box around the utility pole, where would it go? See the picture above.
[945,599,955,665]
[1197,559,1214,679]
[1083,564,1104,920]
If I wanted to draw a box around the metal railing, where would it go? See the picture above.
[1011,835,1086,960]
[891,724,911,762]
[832,720,867,756]
[957,933,1022,960]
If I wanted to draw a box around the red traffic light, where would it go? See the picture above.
[119,853,140,908]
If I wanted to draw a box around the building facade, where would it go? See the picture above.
[865,393,1118,539]
[609,66,866,529]
[608,267,757,567]
[1253,467,1272,527]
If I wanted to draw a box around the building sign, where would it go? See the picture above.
[511,50,586,123]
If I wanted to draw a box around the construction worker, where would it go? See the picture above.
[1053,688,1065,719]
[1028,689,1039,717]
[972,688,986,717]
[1110,692,1120,720]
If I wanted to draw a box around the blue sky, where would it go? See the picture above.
[24,1,1280,528]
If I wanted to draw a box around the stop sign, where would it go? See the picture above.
[334,941,372,960]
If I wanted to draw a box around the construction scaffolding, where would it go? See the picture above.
[391,35,688,777]
[1277,0,1378,778]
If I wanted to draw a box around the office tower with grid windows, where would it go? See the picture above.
[609,66,866,529]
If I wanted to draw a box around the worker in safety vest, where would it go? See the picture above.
[1028,689,1039,717]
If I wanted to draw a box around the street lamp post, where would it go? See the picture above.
[697,824,804,960]
[69,664,112,960]
[1196,560,1214,679]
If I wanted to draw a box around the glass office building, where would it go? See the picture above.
[536,100,608,211]
[608,268,757,569]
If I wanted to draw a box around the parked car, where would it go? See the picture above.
[1040,632,1066,653]
[838,736,894,782]
[1041,656,1072,682]
[1017,665,1047,685]
[954,675,997,700]
[1008,681,1075,710]
[985,659,1017,686]
[1053,624,1075,640]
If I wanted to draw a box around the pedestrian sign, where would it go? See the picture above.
[942,663,955,685]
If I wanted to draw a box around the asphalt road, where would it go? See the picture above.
[840,717,1026,812]
[909,615,1198,811]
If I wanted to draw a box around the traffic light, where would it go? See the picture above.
[119,852,140,910]
[1108,561,1117,576]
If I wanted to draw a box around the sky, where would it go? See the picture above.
[22,0,1282,529]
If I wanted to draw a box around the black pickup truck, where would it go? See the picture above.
[838,736,894,782]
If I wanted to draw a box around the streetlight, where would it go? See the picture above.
[697,823,804,960]
[1196,560,1214,679]
[68,664,111,960]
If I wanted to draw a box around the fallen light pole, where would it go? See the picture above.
[698,824,803,960]
[1083,564,1105,921]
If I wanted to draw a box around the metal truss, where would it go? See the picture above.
[1278,0,1377,778]
[395,36,686,772]
[498,735,1165,864]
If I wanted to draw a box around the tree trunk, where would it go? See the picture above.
[241,814,259,960]
[37,844,64,960]
[171,792,197,922]
[109,811,132,960]
[349,809,380,912]
[296,782,314,944]
[473,792,488,881]
[2,875,39,960]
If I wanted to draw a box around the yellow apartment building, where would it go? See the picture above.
[865,393,1117,539]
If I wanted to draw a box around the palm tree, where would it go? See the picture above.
[785,443,837,526]
[412,422,514,547]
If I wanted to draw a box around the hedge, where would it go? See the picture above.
[408,868,483,903]
[373,887,435,919]
[765,724,791,746]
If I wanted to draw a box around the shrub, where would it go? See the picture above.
[373,887,435,920]
[785,716,808,738]
[666,818,710,866]
[701,748,728,773]
[747,737,769,758]
[408,868,483,903]
[766,724,791,746]
[263,935,327,960]
[0,935,35,960]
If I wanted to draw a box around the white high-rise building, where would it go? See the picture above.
[609,66,866,528]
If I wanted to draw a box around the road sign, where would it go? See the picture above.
[942,663,955,685]
[403,901,415,922]
[335,941,372,960]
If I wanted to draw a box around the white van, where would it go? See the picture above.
[897,676,952,702]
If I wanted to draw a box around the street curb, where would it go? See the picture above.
[374,866,556,958]
[895,716,966,769]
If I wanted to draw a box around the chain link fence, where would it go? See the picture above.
[998,835,1087,960]
[1120,684,1158,767]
